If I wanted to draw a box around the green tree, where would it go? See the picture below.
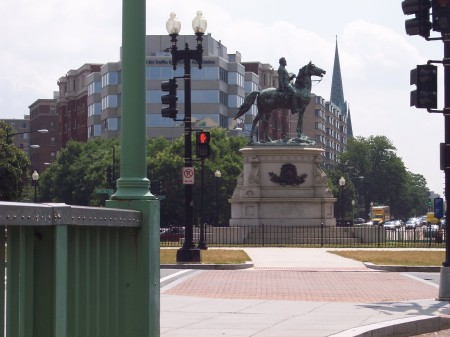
[146,128,246,227]
[327,135,429,220]
[0,121,30,201]
[39,139,119,205]
[39,129,247,227]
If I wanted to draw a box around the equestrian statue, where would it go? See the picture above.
[234,58,326,144]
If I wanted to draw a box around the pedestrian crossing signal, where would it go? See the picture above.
[196,131,210,158]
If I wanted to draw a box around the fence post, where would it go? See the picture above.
[320,222,324,247]
[261,224,265,247]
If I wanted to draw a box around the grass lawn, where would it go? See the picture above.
[329,250,445,266]
[160,249,250,264]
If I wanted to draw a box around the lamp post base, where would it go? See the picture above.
[176,247,201,263]
[438,266,450,301]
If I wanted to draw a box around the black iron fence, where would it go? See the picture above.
[160,224,446,248]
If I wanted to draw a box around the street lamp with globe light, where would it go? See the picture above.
[166,11,207,263]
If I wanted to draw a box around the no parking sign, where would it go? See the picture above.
[182,167,194,185]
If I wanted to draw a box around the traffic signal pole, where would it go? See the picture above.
[443,35,450,266]
[178,53,200,262]
[166,31,206,263]
[438,33,450,300]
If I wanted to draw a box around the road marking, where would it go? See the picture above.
[160,269,192,283]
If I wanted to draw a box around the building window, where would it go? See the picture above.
[146,114,177,127]
[228,95,244,108]
[192,90,220,103]
[245,81,259,93]
[219,68,228,83]
[146,66,183,80]
[101,71,120,88]
[88,124,102,138]
[220,91,228,105]
[50,137,56,146]
[88,103,102,116]
[88,81,102,95]
[228,72,244,86]
[192,67,220,80]
[105,117,119,131]
[102,95,119,110]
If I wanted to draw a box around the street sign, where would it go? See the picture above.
[434,197,444,219]
[182,167,195,185]
[95,188,114,196]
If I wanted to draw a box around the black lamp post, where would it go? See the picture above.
[31,170,39,203]
[215,170,221,226]
[166,11,207,263]
[339,176,346,224]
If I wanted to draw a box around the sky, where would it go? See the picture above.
[0,0,446,196]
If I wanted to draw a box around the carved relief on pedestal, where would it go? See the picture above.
[313,155,328,186]
[248,156,260,185]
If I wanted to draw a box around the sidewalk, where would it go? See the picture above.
[160,248,450,336]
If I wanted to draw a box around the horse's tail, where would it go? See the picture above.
[234,91,259,120]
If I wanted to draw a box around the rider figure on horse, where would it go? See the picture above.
[277,57,299,114]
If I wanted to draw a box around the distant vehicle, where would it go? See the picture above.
[426,212,439,225]
[353,218,365,225]
[160,226,185,242]
[393,220,403,228]
[371,205,390,225]
[419,215,427,226]
[423,224,440,238]
[405,219,417,229]
[383,221,397,230]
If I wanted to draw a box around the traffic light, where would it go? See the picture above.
[161,78,178,119]
[432,0,450,33]
[402,0,432,38]
[196,131,211,158]
[150,180,163,195]
[410,64,437,109]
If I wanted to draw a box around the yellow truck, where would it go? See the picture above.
[371,206,390,225]
[426,212,439,224]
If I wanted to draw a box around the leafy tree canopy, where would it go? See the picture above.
[326,135,430,220]
[0,121,30,201]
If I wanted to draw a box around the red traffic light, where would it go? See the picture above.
[196,131,210,144]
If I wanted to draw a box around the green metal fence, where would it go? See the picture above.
[0,201,159,337]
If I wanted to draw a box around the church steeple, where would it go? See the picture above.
[330,37,353,137]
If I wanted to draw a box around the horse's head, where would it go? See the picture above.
[301,61,326,78]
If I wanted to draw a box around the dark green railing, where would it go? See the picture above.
[0,201,159,337]
[160,224,446,248]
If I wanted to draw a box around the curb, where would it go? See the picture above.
[363,262,441,272]
[328,315,450,337]
[160,261,254,270]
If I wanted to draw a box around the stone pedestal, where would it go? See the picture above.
[229,146,336,226]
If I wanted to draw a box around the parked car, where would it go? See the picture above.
[393,220,403,228]
[383,221,397,230]
[405,219,417,229]
[420,215,427,226]
[160,226,185,242]
[353,218,365,225]
[423,224,440,238]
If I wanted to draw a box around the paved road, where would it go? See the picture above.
[160,248,450,337]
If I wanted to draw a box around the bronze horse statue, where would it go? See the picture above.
[234,61,326,143]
